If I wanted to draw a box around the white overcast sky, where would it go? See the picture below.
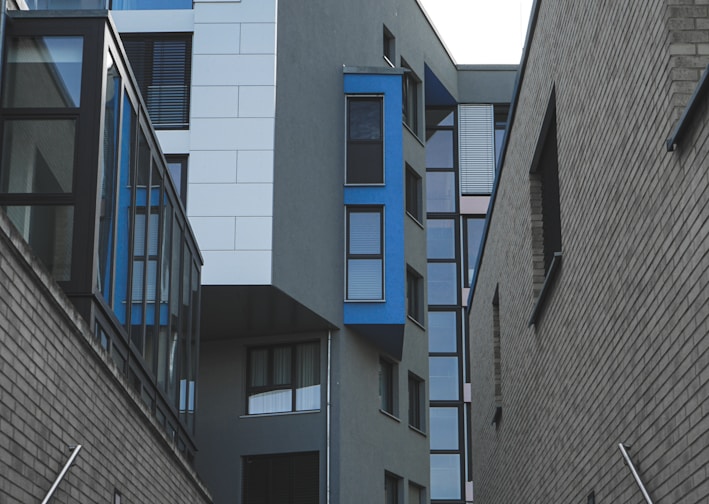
[418,0,534,64]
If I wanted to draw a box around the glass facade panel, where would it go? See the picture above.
[113,0,192,8]
[25,0,106,8]
[427,219,455,259]
[428,311,457,352]
[4,205,73,281]
[430,454,461,500]
[3,36,83,108]
[430,407,459,450]
[429,357,459,400]
[466,217,486,285]
[427,262,457,305]
[425,130,454,168]
[1,119,75,193]
[426,171,455,213]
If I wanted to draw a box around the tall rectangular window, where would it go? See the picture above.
[346,96,384,184]
[247,342,321,415]
[408,372,425,430]
[406,267,423,323]
[346,207,384,300]
[243,452,319,504]
[122,34,192,129]
[379,358,395,415]
[405,164,422,222]
[383,26,395,66]
[401,60,420,134]
[165,154,188,206]
[385,473,400,504]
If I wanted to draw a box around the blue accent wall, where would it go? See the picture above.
[344,72,406,357]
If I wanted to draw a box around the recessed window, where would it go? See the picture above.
[243,452,319,504]
[247,342,321,415]
[383,26,395,66]
[122,34,192,129]
[346,96,384,184]
[464,217,485,286]
[165,154,188,206]
[401,59,420,134]
[379,358,396,415]
[346,207,384,300]
[406,266,424,323]
[409,482,425,504]
[408,372,425,430]
[405,164,422,222]
[385,473,401,504]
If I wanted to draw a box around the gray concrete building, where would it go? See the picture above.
[469,0,709,502]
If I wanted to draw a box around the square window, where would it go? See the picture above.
[247,342,321,415]
[405,164,422,222]
[406,266,424,323]
[122,34,192,129]
[379,358,396,415]
[347,96,384,184]
[346,207,384,300]
[408,372,425,430]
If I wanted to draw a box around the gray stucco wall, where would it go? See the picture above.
[0,210,211,503]
[469,1,709,502]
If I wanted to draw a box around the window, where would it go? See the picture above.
[379,358,396,415]
[165,154,188,206]
[430,407,459,450]
[122,34,192,129]
[346,96,384,184]
[406,267,424,323]
[409,483,425,504]
[383,26,395,66]
[408,372,425,430]
[427,262,457,306]
[405,165,422,222]
[113,490,122,504]
[429,356,458,400]
[464,217,485,286]
[385,473,400,504]
[428,311,457,353]
[346,207,384,300]
[243,452,319,504]
[401,59,420,134]
[430,454,461,500]
[247,342,320,415]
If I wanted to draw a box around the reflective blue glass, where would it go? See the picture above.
[112,0,192,9]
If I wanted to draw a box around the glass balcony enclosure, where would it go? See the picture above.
[24,0,193,10]
[0,11,201,461]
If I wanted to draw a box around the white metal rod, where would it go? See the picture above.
[41,444,82,504]
[618,443,654,504]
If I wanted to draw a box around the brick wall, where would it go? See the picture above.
[0,210,211,503]
[470,0,709,502]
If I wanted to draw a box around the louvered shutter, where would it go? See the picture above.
[122,35,192,129]
[459,104,494,194]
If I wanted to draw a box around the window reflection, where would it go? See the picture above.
[429,357,459,400]
[425,129,454,168]
[426,171,455,213]
[427,262,457,305]
[431,454,461,499]
[428,311,457,353]
[430,407,459,450]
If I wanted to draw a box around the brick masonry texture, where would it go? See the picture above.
[0,210,211,503]
[469,1,709,503]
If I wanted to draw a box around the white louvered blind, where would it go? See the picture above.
[459,104,495,195]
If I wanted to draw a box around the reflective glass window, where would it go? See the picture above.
[1,119,75,193]
[430,407,459,450]
[4,205,73,281]
[3,36,83,108]
[347,97,384,184]
[427,262,457,305]
[427,219,455,259]
[429,357,459,400]
[113,0,192,8]
[425,129,454,168]
[465,217,486,285]
[430,454,461,500]
[426,171,455,213]
[428,311,457,353]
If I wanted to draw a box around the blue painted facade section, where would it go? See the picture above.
[343,72,406,350]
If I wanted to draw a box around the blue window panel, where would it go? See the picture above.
[426,171,456,213]
[112,0,192,9]
[427,219,455,259]
[431,454,461,500]
[430,407,459,450]
[428,311,457,353]
[427,262,457,305]
[429,356,459,400]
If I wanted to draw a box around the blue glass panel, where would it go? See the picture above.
[425,130,454,168]
[427,262,457,305]
[426,171,455,213]
[429,357,458,400]
[428,311,457,353]
[112,0,192,9]
[430,407,459,450]
[466,217,486,284]
[427,219,455,259]
[430,454,461,500]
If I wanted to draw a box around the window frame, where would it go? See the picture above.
[401,59,420,136]
[405,164,423,224]
[165,154,188,207]
[246,341,321,415]
[385,472,401,504]
[346,95,385,185]
[345,206,385,301]
[406,266,424,324]
[379,357,397,416]
[408,372,425,431]
[383,25,395,67]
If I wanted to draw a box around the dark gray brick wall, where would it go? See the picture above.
[0,210,211,503]
[470,1,709,502]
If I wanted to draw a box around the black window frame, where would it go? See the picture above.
[121,33,192,130]
[406,266,424,324]
[383,25,395,66]
[379,357,396,416]
[405,164,423,223]
[401,59,420,135]
[346,206,384,301]
[408,372,425,431]
[165,154,188,207]
[246,341,321,415]
[385,472,401,504]
[346,95,384,185]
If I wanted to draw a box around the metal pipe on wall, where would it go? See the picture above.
[618,443,654,504]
